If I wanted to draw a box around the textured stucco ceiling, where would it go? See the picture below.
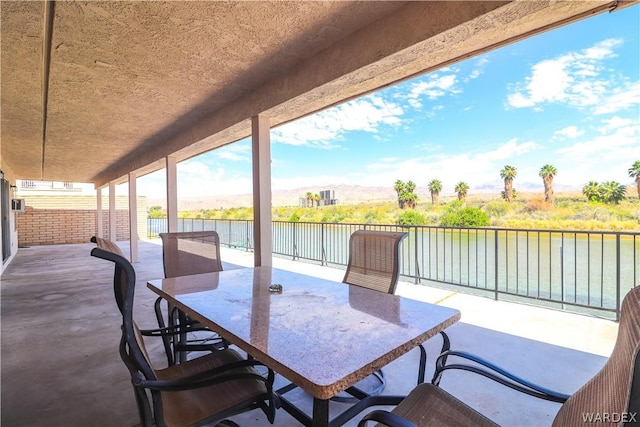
[1,1,635,187]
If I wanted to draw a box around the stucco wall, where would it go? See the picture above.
[16,195,147,246]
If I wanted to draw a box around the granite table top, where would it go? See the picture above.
[148,266,460,400]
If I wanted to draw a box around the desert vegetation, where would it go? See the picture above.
[154,192,639,231]
[149,161,640,231]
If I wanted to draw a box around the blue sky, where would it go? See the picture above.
[139,5,639,199]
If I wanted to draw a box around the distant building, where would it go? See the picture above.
[17,180,90,195]
[299,190,338,207]
[319,190,338,206]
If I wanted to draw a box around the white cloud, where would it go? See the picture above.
[466,57,489,81]
[410,75,458,100]
[475,138,540,162]
[271,94,403,148]
[214,142,251,162]
[597,116,635,133]
[557,123,639,159]
[358,139,540,193]
[593,81,640,115]
[555,116,640,185]
[271,173,351,190]
[406,72,461,109]
[507,38,623,110]
[552,125,585,140]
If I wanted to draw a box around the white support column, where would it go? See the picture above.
[96,187,103,238]
[251,115,273,267]
[128,172,138,263]
[109,182,116,242]
[166,156,178,233]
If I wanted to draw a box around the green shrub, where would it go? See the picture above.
[440,207,489,228]
[484,200,511,217]
[363,210,380,224]
[321,208,346,223]
[148,205,166,218]
[397,210,427,226]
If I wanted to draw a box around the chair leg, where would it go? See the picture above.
[133,387,154,427]
[170,306,186,364]
[418,343,427,384]
[431,331,451,386]
[154,296,175,366]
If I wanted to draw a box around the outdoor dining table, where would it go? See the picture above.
[147,266,460,427]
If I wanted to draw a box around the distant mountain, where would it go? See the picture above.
[148,184,397,210]
[147,183,588,211]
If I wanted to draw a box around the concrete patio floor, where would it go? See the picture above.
[1,239,618,427]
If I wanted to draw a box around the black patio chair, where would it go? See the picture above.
[90,241,278,427]
[358,284,640,426]
[154,231,229,364]
[90,235,219,365]
[342,229,408,294]
[337,230,420,401]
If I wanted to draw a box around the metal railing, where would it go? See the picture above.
[148,218,639,320]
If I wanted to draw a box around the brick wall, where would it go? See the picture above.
[16,195,147,246]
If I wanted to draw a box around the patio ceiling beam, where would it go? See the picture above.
[40,0,55,180]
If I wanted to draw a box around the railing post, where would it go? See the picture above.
[494,229,499,301]
[560,242,564,310]
[321,223,326,266]
[246,220,250,252]
[616,233,621,321]
[414,226,420,284]
[292,222,297,261]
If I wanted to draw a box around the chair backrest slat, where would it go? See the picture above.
[552,286,640,425]
[342,230,408,294]
[159,231,223,278]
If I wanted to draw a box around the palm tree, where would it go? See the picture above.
[539,164,557,204]
[305,191,313,207]
[599,181,626,205]
[405,180,416,194]
[582,181,601,202]
[314,193,321,208]
[427,179,442,205]
[403,191,418,209]
[394,180,406,208]
[500,165,517,202]
[628,160,640,200]
[454,182,469,201]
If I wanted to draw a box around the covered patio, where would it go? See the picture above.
[0,1,634,426]
[2,1,637,269]
[1,239,616,426]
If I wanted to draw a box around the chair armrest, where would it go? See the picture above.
[139,323,216,338]
[358,410,416,427]
[132,358,275,393]
[433,350,569,403]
